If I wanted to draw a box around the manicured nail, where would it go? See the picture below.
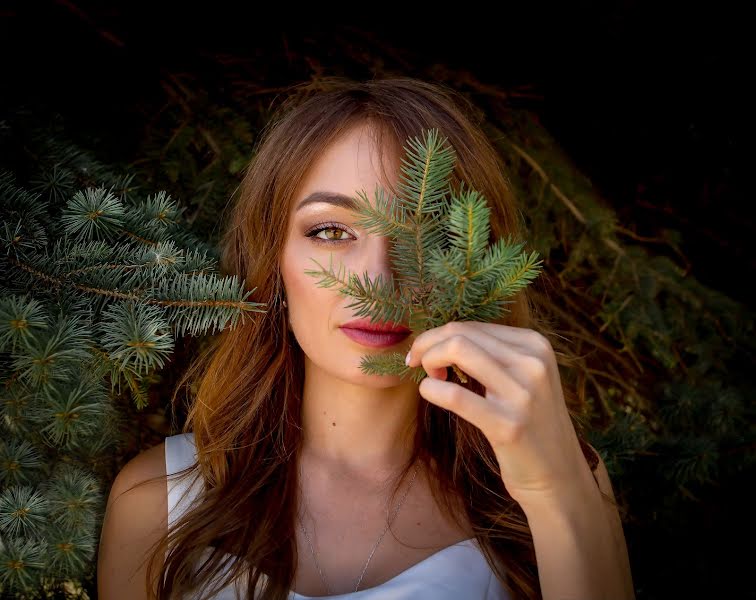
[405,351,412,366]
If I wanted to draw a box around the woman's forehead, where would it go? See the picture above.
[293,124,401,209]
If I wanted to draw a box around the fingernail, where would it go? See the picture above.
[405,351,412,366]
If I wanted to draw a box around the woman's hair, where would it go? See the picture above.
[141,76,603,600]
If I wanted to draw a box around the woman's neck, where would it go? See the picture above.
[299,357,420,476]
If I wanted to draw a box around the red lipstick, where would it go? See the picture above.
[340,318,410,333]
[339,318,411,348]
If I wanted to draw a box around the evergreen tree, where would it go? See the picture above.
[2,58,754,596]
[0,110,264,597]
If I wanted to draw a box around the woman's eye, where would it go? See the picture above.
[305,222,355,244]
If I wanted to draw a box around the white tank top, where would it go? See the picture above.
[165,432,513,599]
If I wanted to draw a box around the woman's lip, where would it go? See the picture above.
[339,327,411,348]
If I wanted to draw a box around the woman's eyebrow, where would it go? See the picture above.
[296,191,358,212]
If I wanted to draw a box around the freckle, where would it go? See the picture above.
[332,422,336,426]
[416,522,421,526]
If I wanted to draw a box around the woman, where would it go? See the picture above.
[97,77,635,600]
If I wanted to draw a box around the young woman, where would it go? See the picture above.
[97,77,635,600]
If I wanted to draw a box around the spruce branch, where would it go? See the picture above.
[0,537,47,591]
[0,296,48,352]
[43,464,102,533]
[2,164,261,359]
[61,188,126,241]
[304,128,544,383]
[0,486,49,538]
[0,439,43,487]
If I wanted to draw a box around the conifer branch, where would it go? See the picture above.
[305,128,544,382]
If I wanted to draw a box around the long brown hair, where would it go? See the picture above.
[142,76,602,600]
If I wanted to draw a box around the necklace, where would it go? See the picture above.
[297,462,421,595]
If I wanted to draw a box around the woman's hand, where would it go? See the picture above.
[405,320,597,510]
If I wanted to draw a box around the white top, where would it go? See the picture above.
[165,432,512,599]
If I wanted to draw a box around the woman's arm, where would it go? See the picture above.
[405,323,636,598]
[518,445,635,600]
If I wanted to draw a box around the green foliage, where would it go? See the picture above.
[304,129,544,383]
[134,91,260,243]
[0,112,265,596]
[0,48,753,596]
[488,110,756,596]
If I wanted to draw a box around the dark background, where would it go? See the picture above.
[1,2,752,598]
[2,1,751,308]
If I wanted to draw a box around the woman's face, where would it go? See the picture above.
[281,122,409,384]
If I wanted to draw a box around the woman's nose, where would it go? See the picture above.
[365,235,399,285]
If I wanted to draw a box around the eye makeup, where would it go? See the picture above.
[304,221,356,245]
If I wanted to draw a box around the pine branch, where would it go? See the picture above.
[305,128,544,382]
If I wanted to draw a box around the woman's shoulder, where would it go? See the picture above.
[110,441,168,500]
[103,440,169,525]
[104,431,194,516]
[103,432,200,517]
[98,441,169,598]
